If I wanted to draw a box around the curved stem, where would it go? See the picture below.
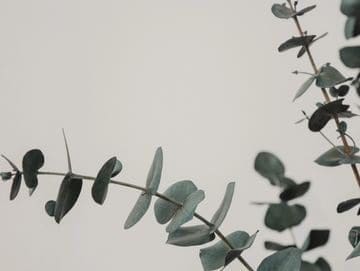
[287,0,360,188]
[37,170,254,271]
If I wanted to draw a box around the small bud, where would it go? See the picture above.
[1,172,12,181]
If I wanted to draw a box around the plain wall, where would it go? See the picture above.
[0,0,359,270]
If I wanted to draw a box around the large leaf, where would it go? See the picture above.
[210,182,235,232]
[308,99,350,132]
[54,174,83,223]
[265,241,295,251]
[166,190,205,233]
[341,0,360,16]
[22,149,44,191]
[257,248,302,271]
[154,180,197,224]
[254,152,286,187]
[265,203,306,232]
[293,76,316,101]
[146,147,163,194]
[167,225,215,247]
[280,182,311,202]
[301,230,330,252]
[224,231,258,267]
[278,36,315,52]
[315,64,350,88]
[315,146,359,167]
[340,46,360,68]
[10,172,22,201]
[337,198,360,213]
[124,192,152,229]
[199,231,253,271]
[92,157,122,205]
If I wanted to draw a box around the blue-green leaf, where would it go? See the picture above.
[45,200,56,217]
[154,180,198,224]
[22,149,45,191]
[301,230,330,252]
[146,147,163,194]
[124,192,152,229]
[167,225,215,247]
[210,182,235,232]
[265,203,306,232]
[316,64,350,88]
[341,0,360,16]
[315,146,359,167]
[293,76,316,101]
[257,248,302,271]
[347,242,360,260]
[340,46,360,68]
[255,152,286,187]
[166,190,205,233]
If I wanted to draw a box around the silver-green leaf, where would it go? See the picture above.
[146,147,163,194]
[257,248,302,271]
[124,192,152,229]
[293,76,316,101]
[167,225,215,247]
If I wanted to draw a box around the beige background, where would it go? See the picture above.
[0,0,359,270]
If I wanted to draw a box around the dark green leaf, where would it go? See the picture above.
[92,157,122,205]
[347,242,360,260]
[10,172,22,200]
[301,261,321,271]
[257,248,302,271]
[337,198,360,213]
[315,146,359,167]
[45,200,56,217]
[265,203,306,232]
[210,182,235,232]
[308,99,350,132]
[154,180,197,224]
[54,174,83,223]
[340,46,360,68]
[199,231,253,271]
[22,149,44,191]
[316,64,350,88]
[124,192,152,229]
[345,17,360,39]
[271,4,294,19]
[167,225,215,247]
[341,0,360,16]
[348,226,360,247]
[278,36,315,52]
[0,172,12,181]
[265,241,295,251]
[293,76,316,101]
[255,152,286,187]
[301,230,330,252]
[297,33,328,58]
[314,258,331,271]
[280,182,311,202]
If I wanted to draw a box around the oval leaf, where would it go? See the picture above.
[340,46,360,68]
[315,146,358,167]
[316,64,350,88]
[265,203,306,232]
[124,192,152,229]
[280,182,311,202]
[45,200,56,217]
[167,225,215,247]
[22,149,44,191]
[271,4,294,19]
[146,147,163,194]
[255,152,285,187]
[10,172,22,201]
[337,198,360,213]
[301,230,330,252]
[293,76,316,101]
[278,36,315,52]
[257,248,302,271]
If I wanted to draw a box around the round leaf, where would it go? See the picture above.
[255,152,285,187]
[22,149,44,191]
[340,46,360,68]
[265,203,306,232]
[10,172,22,201]
[45,200,56,217]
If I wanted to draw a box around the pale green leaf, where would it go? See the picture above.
[167,225,215,247]
[124,193,152,229]
[257,248,302,271]
[293,76,316,101]
[146,147,163,194]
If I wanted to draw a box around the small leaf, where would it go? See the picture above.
[345,17,360,39]
[92,157,122,205]
[265,241,295,251]
[257,248,302,271]
[265,203,306,232]
[280,182,311,202]
[167,225,215,247]
[316,64,350,88]
[0,172,12,181]
[347,242,360,260]
[308,99,350,132]
[337,198,360,213]
[10,172,22,200]
[166,190,205,233]
[224,231,258,267]
[199,231,253,271]
[296,5,317,16]
[54,174,83,223]
[315,146,359,167]
[210,182,235,232]
[293,76,316,101]
[314,257,331,271]
[124,192,152,229]
[45,200,56,217]
[254,152,286,187]
[278,36,315,52]
[301,230,330,252]
[154,180,197,224]
[146,147,163,195]
[22,149,45,191]
[340,46,360,68]
[348,226,360,247]
[271,4,294,19]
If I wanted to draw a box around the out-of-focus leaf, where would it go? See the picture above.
[271,4,294,19]
[278,36,315,52]
[341,0,360,16]
[315,146,359,167]
[167,225,215,247]
[45,200,56,217]
[0,172,12,181]
[199,231,253,271]
[314,258,331,271]
[280,182,311,202]
[316,64,350,88]
[124,192,152,229]
[54,174,83,223]
[300,261,321,271]
[345,17,360,39]
[297,33,328,58]
[146,147,163,194]
[301,230,330,252]
[255,152,286,187]
[224,231,258,267]
[348,226,360,247]
[308,99,350,132]
[22,149,44,191]
[293,76,316,101]
[265,203,306,232]
[210,182,235,232]
[340,46,360,68]
[166,190,205,233]
[257,248,302,271]
[92,157,122,205]
[154,180,197,224]
[337,198,360,213]
[10,172,22,200]
[265,241,295,251]
[347,242,360,260]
